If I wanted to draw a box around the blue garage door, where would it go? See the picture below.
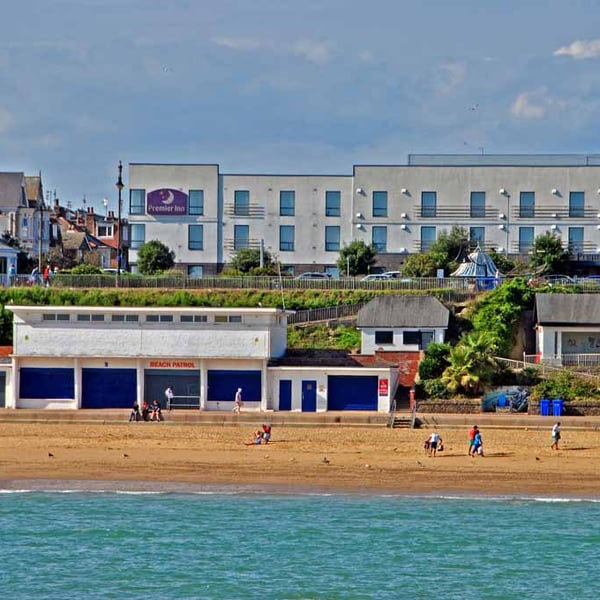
[327,375,378,410]
[82,368,137,409]
[20,368,74,399]
[207,370,261,403]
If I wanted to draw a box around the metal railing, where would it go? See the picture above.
[288,303,366,324]
[167,395,201,410]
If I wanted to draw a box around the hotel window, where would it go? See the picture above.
[129,189,145,215]
[420,226,436,251]
[372,191,388,217]
[181,315,208,323]
[130,224,145,250]
[372,226,387,252]
[519,192,535,218]
[470,192,486,218]
[234,190,250,216]
[325,226,340,251]
[568,227,584,254]
[469,227,485,250]
[375,331,393,345]
[188,224,204,250]
[189,190,204,215]
[569,192,584,218]
[280,191,295,216]
[280,225,295,251]
[518,227,534,253]
[325,191,341,217]
[421,191,437,217]
[234,224,250,250]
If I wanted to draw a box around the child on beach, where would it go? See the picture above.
[261,424,272,444]
[245,430,263,446]
[551,422,561,450]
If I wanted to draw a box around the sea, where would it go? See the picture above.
[1,483,598,599]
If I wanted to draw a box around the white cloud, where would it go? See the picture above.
[435,62,466,95]
[554,38,600,59]
[358,50,375,64]
[0,107,14,134]
[212,37,262,51]
[290,40,331,65]
[510,92,545,119]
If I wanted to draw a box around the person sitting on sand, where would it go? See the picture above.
[129,402,141,422]
[151,400,162,422]
[261,424,272,444]
[245,430,263,446]
[141,400,150,422]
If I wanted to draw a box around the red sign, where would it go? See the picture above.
[379,378,389,396]
[149,360,197,369]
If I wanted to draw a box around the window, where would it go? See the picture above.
[234,190,249,216]
[112,315,125,322]
[146,315,174,322]
[470,192,486,218]
[97,225,113,237]
[420,226,436,251]
[375,331,393,345]
[229,315,242,323]
[215,315,227,323]
[130,224,145,250]
[279,191,295,216]
[22,217,28,228]
[188,224,204,250]
[77,314,91,321]
[325,226,340,251]
[91,315,104,322]
[372,191,388,217]
[421,191,437,217]
[325,266,339,278]
[569,192,584,218]
[372,226,387,252]
[234,225,249,250]
[188,265,203,278]
[519,192,535,218]
[325,191,341,217]
[42,314,56,321]
[57,314,70,321]
[189,190,204,215]
[518,227,534,253]
[469,227,485,249]
[280,225,295,251]
[181,315,208,323]
[129,189,145,215]
[111,314,138,322]
[403,331,420,345]
[568,227,584,254]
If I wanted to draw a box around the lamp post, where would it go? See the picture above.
[116,161,124,287]
[505,193,510,256]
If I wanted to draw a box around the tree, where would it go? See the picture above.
[337,241,377,276]
[137,240,175,275]
[227,248,277,275]
[531,232,569,274]
[429,226,469,274]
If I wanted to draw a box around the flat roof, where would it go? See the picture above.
[7,306,292,315]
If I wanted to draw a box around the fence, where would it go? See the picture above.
[288,303,366,324]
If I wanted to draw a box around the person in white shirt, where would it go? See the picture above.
[428,432,442,457]
[164,385,174,409]
[233,388,243,413]
[551,422,561,450]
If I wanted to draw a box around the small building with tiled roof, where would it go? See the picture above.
[535,293,600,365]
[357,295,450,355]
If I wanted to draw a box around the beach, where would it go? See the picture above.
[2,421,600,496]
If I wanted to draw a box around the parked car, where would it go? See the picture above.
[382,271,413,282]
[361,273,392,281]
[294,272,332,280]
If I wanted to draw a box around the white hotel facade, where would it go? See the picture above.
[127,154,600,276]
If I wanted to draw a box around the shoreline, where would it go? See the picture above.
[2,421,600,497]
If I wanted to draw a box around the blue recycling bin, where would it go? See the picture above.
[552,398,564,417]
[540,399,550,416]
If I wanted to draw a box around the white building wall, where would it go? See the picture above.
[360,327,446,355]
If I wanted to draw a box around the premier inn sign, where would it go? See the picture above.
[147,188,188,215]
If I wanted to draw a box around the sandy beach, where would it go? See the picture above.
[1,421,600,496]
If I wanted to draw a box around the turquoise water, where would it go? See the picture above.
[1,487,598,599]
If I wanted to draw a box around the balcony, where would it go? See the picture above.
[224,204,265,219]
[414,206,501,219]
[512,206,596,220]
[224,238,265,251]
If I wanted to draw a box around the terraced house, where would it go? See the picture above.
[127,154,600,276]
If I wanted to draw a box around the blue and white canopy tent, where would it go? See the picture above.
[451,246,501,288]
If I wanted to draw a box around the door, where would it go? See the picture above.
[81,368,136,409]
[301,380,317,412]
[327,375,378,410]
[20,368,74,399]
[421,331,435,350]
[0,372,6,407]
[279,380,292,411]
[207,370,261,404]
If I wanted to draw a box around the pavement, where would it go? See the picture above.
[0,408,599,430]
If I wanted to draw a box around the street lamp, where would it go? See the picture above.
[116,161,124,287]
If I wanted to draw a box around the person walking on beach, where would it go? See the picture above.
[472,430,484,456]
[233,387,242,413]
[551,422,561,450]
[468,425,478,456]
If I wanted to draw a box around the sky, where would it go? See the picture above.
[1,0,600,214]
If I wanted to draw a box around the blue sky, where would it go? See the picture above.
[1,0,600,213]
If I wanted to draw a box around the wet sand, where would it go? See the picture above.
[1,422,599,496]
